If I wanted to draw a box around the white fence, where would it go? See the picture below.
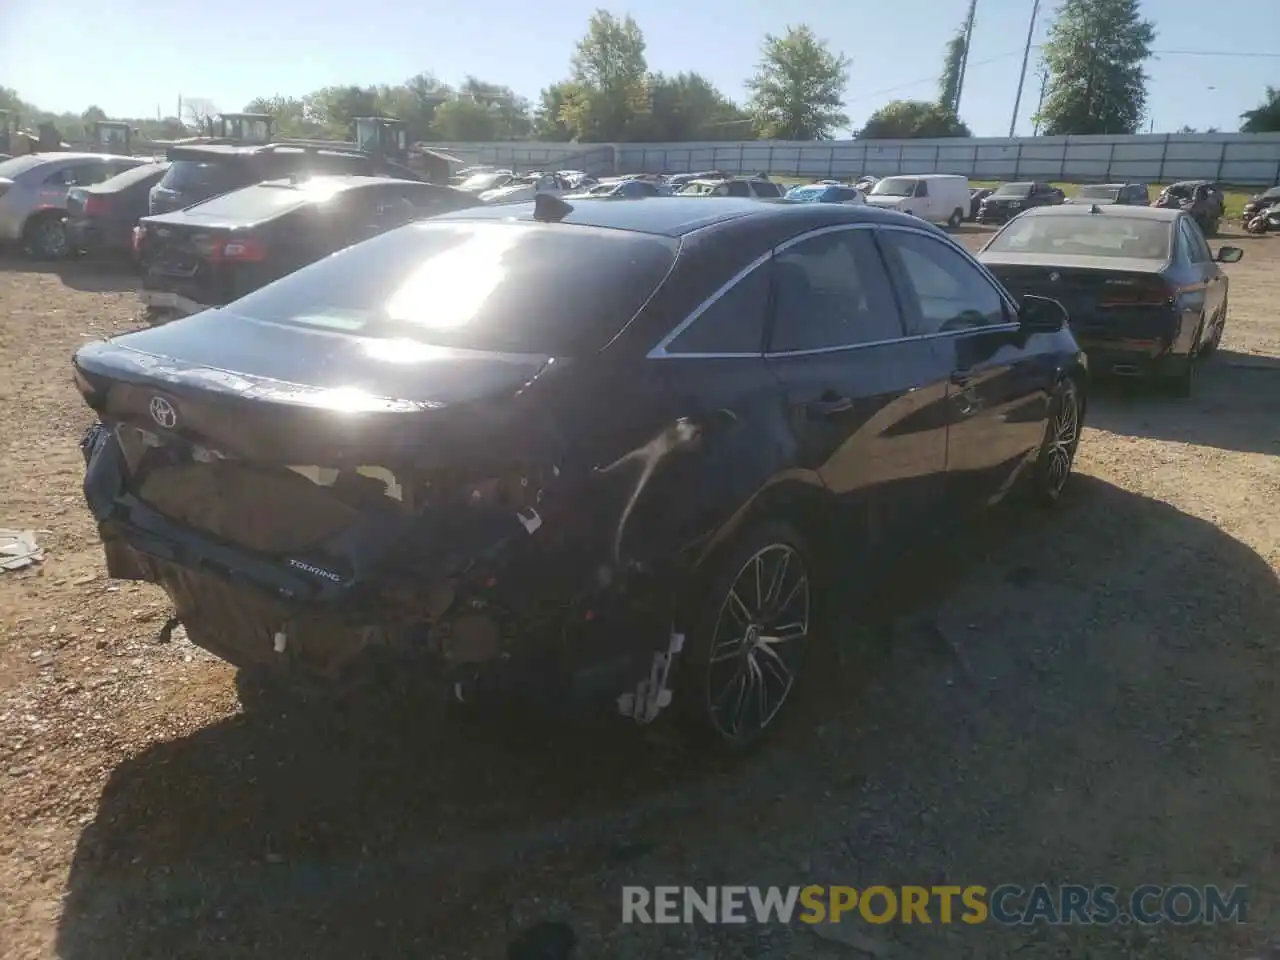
[435,132,1280,185]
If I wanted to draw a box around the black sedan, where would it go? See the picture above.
[978,204,1242,397]
[977,181,1065,224]
[136,174,478,319]
[74,195,1087,750]
[66,161,170,260]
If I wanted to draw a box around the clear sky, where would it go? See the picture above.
[1,0,1275,137]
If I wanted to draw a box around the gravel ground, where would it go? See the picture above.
[1,232,1278,960]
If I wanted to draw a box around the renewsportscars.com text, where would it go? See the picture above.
[622,884,1248,926]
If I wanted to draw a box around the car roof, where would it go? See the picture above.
[28,152,143,165]
[1013,203,1182,222]
[436,196,932,238]
[258,173,423,190]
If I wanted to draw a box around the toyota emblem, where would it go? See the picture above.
[149,396,178,429]
[1049,271,1061,282]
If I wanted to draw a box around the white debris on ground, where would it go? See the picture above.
[0,529,44,572]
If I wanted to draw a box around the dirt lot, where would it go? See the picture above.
[1,233,1278,960]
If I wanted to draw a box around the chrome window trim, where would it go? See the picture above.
[647,220,1023,361]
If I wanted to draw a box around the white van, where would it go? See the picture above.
[862,174,971,227]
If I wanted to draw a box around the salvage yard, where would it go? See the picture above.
[1,226,1279,959]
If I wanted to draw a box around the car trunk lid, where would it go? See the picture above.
[983,255,1175,339]
[73,309,558,470]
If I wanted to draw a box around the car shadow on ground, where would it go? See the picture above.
[0,254,137,293]
[1086,350,1280,455]
[53,473,1280,959]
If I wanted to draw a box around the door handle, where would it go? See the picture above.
[807,395,853,417]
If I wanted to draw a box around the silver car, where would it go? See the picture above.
[0,153,149,258]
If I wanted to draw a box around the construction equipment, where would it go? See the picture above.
[89,119,132,155]
[208,112,274,144]
[351,117,408,162]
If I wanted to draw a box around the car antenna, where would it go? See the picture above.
[533,192,574,223]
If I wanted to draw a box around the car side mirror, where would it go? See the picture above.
[1018,294,1068,333]
[1215,246,1243,263]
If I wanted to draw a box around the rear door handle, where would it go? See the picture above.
[807,395,853,416]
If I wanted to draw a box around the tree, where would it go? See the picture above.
[938,29,967,115]
[379,73,454,142]
[640,72,751,141]
[1240,86,1280,134]
[858,100,972,139]
[305,85,380,132]
[82,105,107,123]
[1034,0,1156,136]
[242,95,321,138]
[433,97,500,141]
[180,97,219,133]
[532,83,578,141]
[559,10,651,141]
[746,25,850,140]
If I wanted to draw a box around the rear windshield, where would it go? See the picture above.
[221,220,678,355]
[178,181,338,221]
[159,160,246,194]
[752,180,782,197]
[1076,185,1120,201]
[91,162,169,192]
[986,215,1172,259]
[994,182,1034,197]
[0,155,48,179]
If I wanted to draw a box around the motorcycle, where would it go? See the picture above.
[1244,200,1280,235]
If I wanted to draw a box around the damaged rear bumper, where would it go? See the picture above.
[81,423,678,715]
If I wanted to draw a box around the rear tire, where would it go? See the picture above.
[676,521,815,753]
[22,213,69,260]
[947,208,964,228]
[1026,378,1083,506]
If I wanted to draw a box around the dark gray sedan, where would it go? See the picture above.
[979,204,1242,397]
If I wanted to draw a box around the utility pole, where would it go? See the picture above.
[953,0,979,116]
[1008,0,1041,137]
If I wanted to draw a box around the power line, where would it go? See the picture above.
[847,51,1022,104]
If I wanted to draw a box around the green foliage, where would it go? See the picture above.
[746,26,850,140]
[938,30,967,114]
[858,100,972,139]
[1240,86,1280,134]
[1035,0,1156,136]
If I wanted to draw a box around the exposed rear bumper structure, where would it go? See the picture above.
[81,423,673,714]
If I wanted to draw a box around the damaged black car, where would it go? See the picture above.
[75,195,1087,749]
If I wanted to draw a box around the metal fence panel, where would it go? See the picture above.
[433,132,1280,185]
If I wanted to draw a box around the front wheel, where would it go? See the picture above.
[1027,378,1083,505]
[677,522,814,752]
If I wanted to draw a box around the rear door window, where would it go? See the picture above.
[725,181,751,198]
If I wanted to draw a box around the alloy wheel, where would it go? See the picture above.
[704,543,810,743]
[1046,384,1079,493]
